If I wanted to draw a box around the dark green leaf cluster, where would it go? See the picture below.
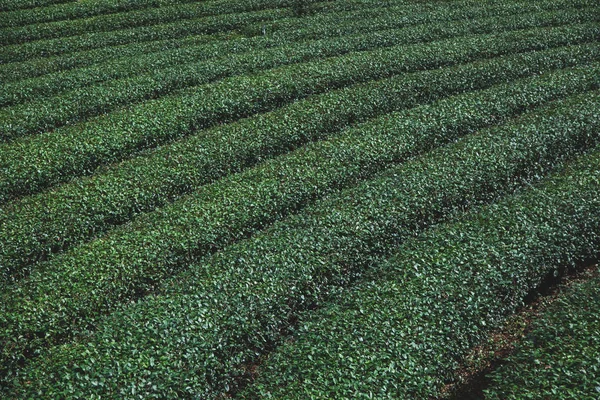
[0,7,290,64]
[5,5,595,108]
[7,90,600,398]
[5,20,597,140]
[0,0,583,83]
[0,0,324,44]
[244,131,600,399]
[486,274,600,399]
[1,51,599,285]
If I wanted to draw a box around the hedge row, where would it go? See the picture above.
[0,7,290,64]
[486,271,600,399]
[2,62,598,388]
[7,90,600,399]
[0,31,223,83]
[0,0,324,44]
[2,23,597,152]
[7,13,593,138]
[0,0,203,28]
[0,0,71,12]
[0,0,581,83]
[0,0,428,82]
[243,147,600,400]
[1,51,599,285]
[0,0,575,44]
[5,5,590,107]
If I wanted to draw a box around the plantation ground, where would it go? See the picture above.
[0,0,599,398]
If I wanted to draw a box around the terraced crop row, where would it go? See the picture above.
[0,0,205,27]
[2,44,597,284]
[0,7,291,64]
[0,0,71,13]
[0,32,222,82]
[1,25,596,185]
[5,91,598,398]
[245,141,600,399]
[0,0,582,83]
[486,271,600,399]
[1,65,598,389]
[8,13,596,139]
[6,5,594,107]
[0,1,430,82]
[0,0,594,80]
[0,0,324,45]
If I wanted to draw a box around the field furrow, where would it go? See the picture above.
[244,143,600,399]
[486,270,600,399]
[6,90,599,398]
[1,50,599,285]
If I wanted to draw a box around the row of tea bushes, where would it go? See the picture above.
[0,0,71,12]
[485,271,600,399]
[1,51,599,285]
[0,1,426,82]
[0,7,291,64]
[245,139,600,399]
[0,32,223,82]
[0,0,582,82]
[7,16,596,139]
[0,0,204,27]
[7,91,599,398]
[0,0,323,44]
[5,5,593,107]
[0,0,585,82]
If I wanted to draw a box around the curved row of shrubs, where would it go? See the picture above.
[0,0,207,28]
[7,13,596,139]
[1,50,598,284]
[4,5,592,107]
[0,0,445,82]
[0,0,581,83]
[0,0,406,102]
[485,270,600,399]
[0,0,71,13]
[244,130,600,399]
[6,90,600,398]
[0,0,324,45]
[0,31,222,83]
[1,24,596,174]
[0,7,291,64]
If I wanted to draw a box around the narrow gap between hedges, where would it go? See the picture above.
[225,259,599,399]
[442,259,599,400]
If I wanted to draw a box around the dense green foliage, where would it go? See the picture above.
[2,30,597,205]
[0,0,586,84]
[4,7,595,108]
[0,7,293,63]
[2,45,598,283]
[4,22,597,140]
[486,273,600,399]
[1,0,598,396]
[0,0,323,44]
[243,140,600,399]
[5,91,600,397]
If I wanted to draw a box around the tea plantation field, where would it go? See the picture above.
[1,0,599,397]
